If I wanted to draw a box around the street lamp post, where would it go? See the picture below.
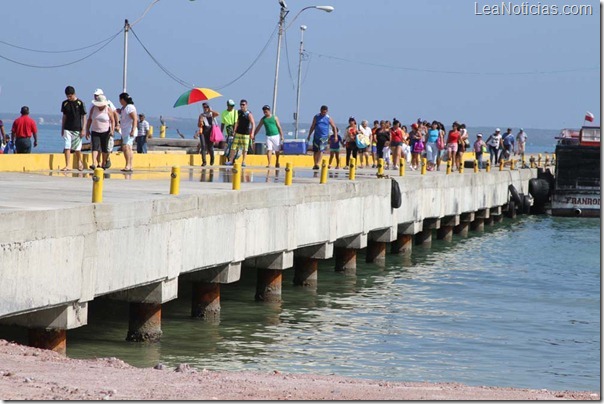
[294,25,307,139]
[271,2,334,116]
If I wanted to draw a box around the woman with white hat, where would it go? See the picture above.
[86,94,115,170]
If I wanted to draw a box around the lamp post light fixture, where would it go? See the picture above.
[271,1,334,115]
[294,25,307,139]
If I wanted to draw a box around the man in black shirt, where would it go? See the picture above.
[60,86,87,171]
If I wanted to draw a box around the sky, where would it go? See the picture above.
[0,0,600,129]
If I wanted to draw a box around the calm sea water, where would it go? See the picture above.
[56,215,598,392]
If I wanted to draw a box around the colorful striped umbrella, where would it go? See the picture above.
[173,87,222,108]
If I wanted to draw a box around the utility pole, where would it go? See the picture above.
[294,25,307,139]
[122,19,130,93]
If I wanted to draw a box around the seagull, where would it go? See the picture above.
[176,129,185,139]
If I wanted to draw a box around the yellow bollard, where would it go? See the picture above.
[421,157,427,175]
[446,160,452,175]
[399,157,405,176]
[510,158,515,170]
[544,153,550,167]
[474,160,479,173]
[232,163,241,190]
[537,153,542,167]
[170,166,180,195]
[486,160,491,173]
[148,125,154,137]
[92,168,104,203]
[499,159,505,171]
[459,159,464,174]
[530,155,535,168]
[160,125,167,139]
[552,154,556,166]
[377,158,384,176]
[285,162,293,186]
[349,157,356,180]
[522,154,526,168]
[320,158,328,184]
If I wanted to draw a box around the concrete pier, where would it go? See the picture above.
[0,167,537,346]
[126,302,162,342]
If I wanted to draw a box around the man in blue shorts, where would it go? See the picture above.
[307,105,338,170]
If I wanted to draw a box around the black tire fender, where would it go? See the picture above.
[391,178,402,209]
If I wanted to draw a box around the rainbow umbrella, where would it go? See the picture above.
[173,87,222,108]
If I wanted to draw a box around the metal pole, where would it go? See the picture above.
[294,25,306,139]
[123,19,130,93]
[271,6,288,115]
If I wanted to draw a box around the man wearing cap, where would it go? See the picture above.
[307,105,338,170]
[473,133,486,169]
[11,106,38,154]
[254,105,284,168]
[136,113,150,154]
[60,85,86,171]
[220,100,238,153]
[485,128,503,166]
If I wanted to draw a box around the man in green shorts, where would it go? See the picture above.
[254,105,284,168]
[226,99,255,167]
[220,99,237,151]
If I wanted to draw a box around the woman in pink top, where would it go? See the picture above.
[446,123,461,171]
[86,95,115,170]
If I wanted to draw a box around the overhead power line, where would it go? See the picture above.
[0,30,123,54]
[309,51,600,76]
[129,27,195,89]
[0,30,122,68]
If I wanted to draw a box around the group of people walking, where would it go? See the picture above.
[1,85,150,173]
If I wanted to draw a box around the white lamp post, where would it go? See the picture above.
[271,1,334,115]
[294,25,307,139]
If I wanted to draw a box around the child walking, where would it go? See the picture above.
[328,128,344,169]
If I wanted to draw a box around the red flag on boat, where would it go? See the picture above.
[584,111,594,122]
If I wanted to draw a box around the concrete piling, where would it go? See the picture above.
[28,328,67,355]
[293,257,318,288]
[470,218,485,232]
[454,222,469,237]
[391,234,413,255]
[255,268,282,303]
[366,240,386,264]
[191,282,221,320]
[437,225,454,241]
[335,247,357,275]
[415,229,432,246]
[126,302,162,342]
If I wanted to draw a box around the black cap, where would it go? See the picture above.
[262,105,270,110]
[20,106,29,115]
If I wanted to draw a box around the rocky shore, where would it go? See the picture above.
[0,340,598,400]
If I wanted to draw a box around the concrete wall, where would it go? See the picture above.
[0,168,535,321]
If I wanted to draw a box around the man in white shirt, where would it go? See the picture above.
[137,113,150,154]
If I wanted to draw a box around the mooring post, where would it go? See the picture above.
[191,282,221,320]
[126,302,162,342]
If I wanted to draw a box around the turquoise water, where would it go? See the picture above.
[55,215,599,392]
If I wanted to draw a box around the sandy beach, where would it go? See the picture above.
[0,340,598,401]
